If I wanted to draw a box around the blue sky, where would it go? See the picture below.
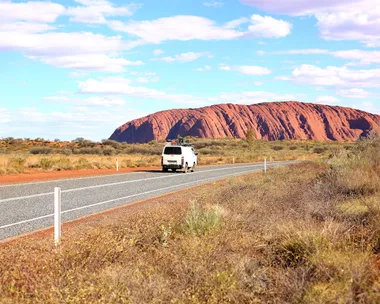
[1,0,380,141]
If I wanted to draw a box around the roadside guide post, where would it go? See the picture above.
[54,187,61,246]
[264,157,267,173]
[116,157,119,172]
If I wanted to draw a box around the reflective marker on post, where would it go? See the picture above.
[54,187,61,246]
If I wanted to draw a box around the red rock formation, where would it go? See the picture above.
[109,101,380,143]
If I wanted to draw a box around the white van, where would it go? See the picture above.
[161,143,198,173]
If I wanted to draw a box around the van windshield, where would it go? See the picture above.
[164,147,182,155]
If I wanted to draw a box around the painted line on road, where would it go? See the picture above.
[0,163,284,203]
[0,162,270,188]
[0,171,146,188]
[0,166,271,231]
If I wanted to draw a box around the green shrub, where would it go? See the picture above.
[54,157,73,170]
[75,157,92,169]
[289,145,298,150]
[30,147,52,154]
[38,157,54,170]
[276,235,317,267]
[103,147,115,156]
[272,145,284,151]
[182,201,221,236]
[313,147,326,154]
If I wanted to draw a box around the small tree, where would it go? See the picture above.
[245,129,256,151]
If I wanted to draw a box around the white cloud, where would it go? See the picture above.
[245,15,292,38]
[196,65,212,71]
[352,102,380,114]
[0,1,143,73]
[224,17,249,29]
[0,22,56,33]
[272,49,330,55]
[108,16,243,43]
[289,64,380,88]
[240,0,380,46]
[265,48,380,66]
[0,29,143,72]
[129,71,160,83]
[66,0,135,24]
[153,49,164,56]
[0,1,65,23]
[108,14,292,44]
[337,88,376,99]
[0,108,11,124]
[219,64,271,75]
[0,31,132,56]
[77,77,207,105]
[32,54,143,73]
[0,105,144,141]
[218,91,305,104]
[202,1,224,8]
[44,95,126,107]
[315,95,340,105]
[333,49,380,66]
[155,52,212,63]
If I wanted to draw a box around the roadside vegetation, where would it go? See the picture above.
[0,136,348,175]
[0,135,379,303]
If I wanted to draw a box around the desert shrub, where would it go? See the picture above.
[313,147,327,154]
[121,159,134,168]
[272,145,284,151]
[199,148,224,155]
[102,139,121,149]
[75,157,92,169]
[38,157,54,170]
[30,147,52,154]
[181,201,221,236]
[289,145,298,150]
[73,147,103,155]
[103,147,115,156]
[275,235,317,268]
[193,142,208,149]
[7,157,26,173]
[54,157,73,170]
[123,146,161,155]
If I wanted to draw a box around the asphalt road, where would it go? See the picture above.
[0,161,296,241]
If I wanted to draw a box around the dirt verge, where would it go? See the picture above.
[0,166,161,185]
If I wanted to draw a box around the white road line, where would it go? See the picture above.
[0,163,271,203]
[0,163,263,188]
[0,167,261,230]
[0,214,53,230]
[0,171,145,188]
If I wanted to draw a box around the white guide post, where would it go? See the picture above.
[233,157,235,164]
[116,157,119,172]
[54,187,61,246]
[264,157,267,173]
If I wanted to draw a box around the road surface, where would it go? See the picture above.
[0,161,296,240]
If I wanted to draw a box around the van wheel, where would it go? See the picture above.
[191,163,196,172]
[171,168,177,172]
[163,167,168,172]
[184,163,188,173]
